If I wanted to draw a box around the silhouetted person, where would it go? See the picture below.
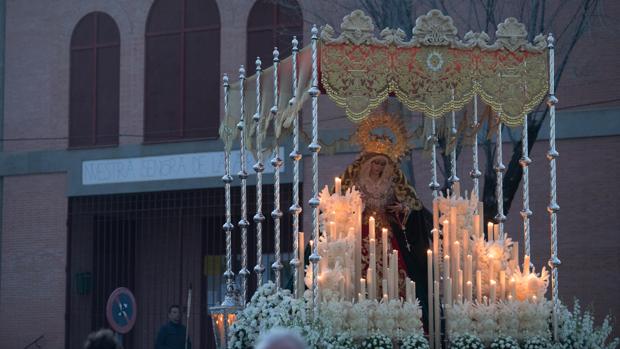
[255,328,306,349]
[155,304,191,349]
[84,329,122,349]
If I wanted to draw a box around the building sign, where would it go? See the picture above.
[82,148,284,185]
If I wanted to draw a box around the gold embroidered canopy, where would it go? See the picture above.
[320,10,549,126]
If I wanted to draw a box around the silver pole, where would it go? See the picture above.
[221,74,236,306]
[271,48,284,289]
[449,91,460,188]
[429,118,440,198]
[470,96,482,199]
[547,33,561,342]
[237,66,250,305]
[289,36,303,298]
[520,115,533,257]
[308,25,322,321]
[495,116,506,239]
[253,57,266,286]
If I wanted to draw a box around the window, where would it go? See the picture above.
[246,0,303,70]
[145,0,221,142]
[69,12,120,148]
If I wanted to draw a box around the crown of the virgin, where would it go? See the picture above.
[354,113,411,162]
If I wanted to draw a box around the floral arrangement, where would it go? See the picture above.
[451,333,486,349]
[523,336,549,349]
[316,297,423,340]
[556,300,619,349]
[360,333,393,349]
[447,299,552,344]
[509,265,549,302]
[324,333,356,349]
[400,333,430,349]
[491,336,520,349]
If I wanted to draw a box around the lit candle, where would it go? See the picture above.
[465,281,473,302]
[476,270,482,303]
[433,281,440,349]
[382,279,388,301]
[367,267,375,300]
[386,266,392,300]
[458,269,463,303]
[510,277,517,299]
[462,230,469,257]
[489,280,496,303]
[369,216,375,240]
[450,208,457,253]
[473,214,480,239]
[512,242,519,268]
[382,228,388,280]
[360,278,366,301]
[433,228,440,292]
[443,255,451,281]
[454,241,461,275]
[405,277,411,302]
[392,250,399,299]
[334,177,341,195]
[465,254,473,284]
[487,222,494,241]
[499,271,506,300]
[493,224,499,241]
[369,239,377,272]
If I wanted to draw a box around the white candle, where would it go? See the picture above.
[524,255,531,275]
[405,277,411,302]
[450,208,457,253]
[382,279,388,301]
[478,202,484,237]
[360,278,366,301]
[392,250,399,299]
[369,216,375,240]
[489,280,496,303]
[445,278,453,306]
[465,254,473,284]
[454,181,461,198]
[334,177,341,195]
[465,281,473,302]
[382,228,388,280]
[473,214,480,239]
[329,221,335,241]
[463,230,469,256]
[386,266,392,300]
[454,241,461,274]
[411,281,416,302]
[510,277,517,299]
[427,249,433,343]
[443,255,451,281]
[433,281,440,349]
[367,267,375,300]
[476,270,482,303]
[433,228,440,292]
[369,239,377,271]
[499,271,506,300]
[458,269,463,303]
[487,222,494,241]
[511,242,519,268]
[493,224,500,241]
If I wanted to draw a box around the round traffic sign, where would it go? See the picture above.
[106,287,137,334]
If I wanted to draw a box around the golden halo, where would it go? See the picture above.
[353,113,411,162]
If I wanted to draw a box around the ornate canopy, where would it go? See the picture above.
[320,10,549,126]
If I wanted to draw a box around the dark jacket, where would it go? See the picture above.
[155,321,191,349]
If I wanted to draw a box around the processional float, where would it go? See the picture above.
[211,9,560,349]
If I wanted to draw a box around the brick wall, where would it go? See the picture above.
[0,173,68,348]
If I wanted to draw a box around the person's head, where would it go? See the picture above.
[83,329,122,349]
[255,328,307,349]
[168,304,181,324]
[369,155,389,179]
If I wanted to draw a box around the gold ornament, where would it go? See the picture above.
[353,113,411,162]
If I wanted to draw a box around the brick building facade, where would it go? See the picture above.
[0,1,618,348]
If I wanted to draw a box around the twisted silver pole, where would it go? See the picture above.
[547,33,561,342]
[289,36,303,298]
[495,116,506,239]
[520,115,532,257]
[449,91,460,188]
[470,96,482,199]
[237,66,250,305]
[253,57,266,287]
[308,25,322,321]
[429,118,440,198]
[270,47,284,289]
[221,74,236,306]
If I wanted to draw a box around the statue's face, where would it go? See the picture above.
[370,156,388,178]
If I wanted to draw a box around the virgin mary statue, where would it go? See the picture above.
[340,114,432,323]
